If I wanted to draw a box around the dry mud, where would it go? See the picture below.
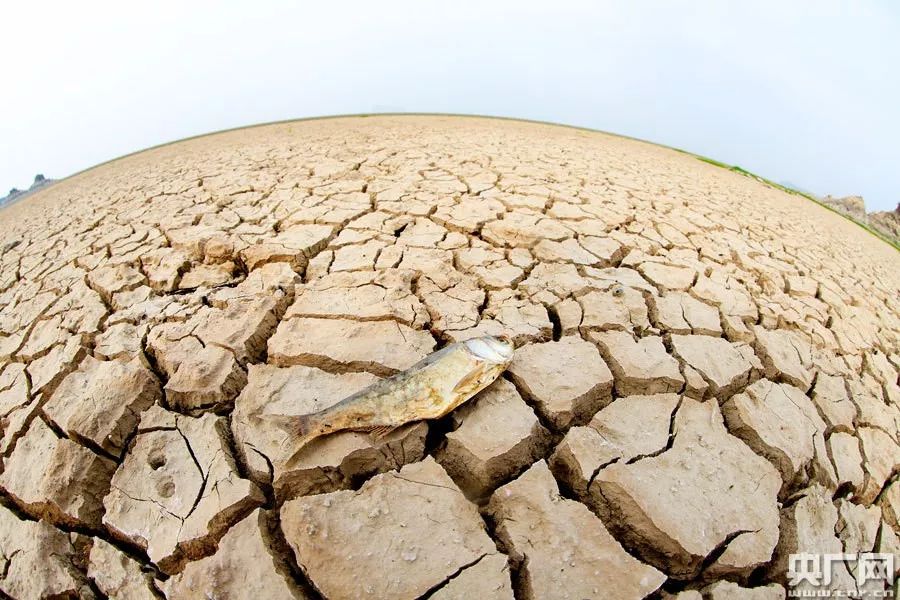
[0,115,898,599]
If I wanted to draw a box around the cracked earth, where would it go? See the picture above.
[0,115,898,599]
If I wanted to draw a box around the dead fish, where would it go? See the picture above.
[269,335,514,461]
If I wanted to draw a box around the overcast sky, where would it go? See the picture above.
[2,1,898,211]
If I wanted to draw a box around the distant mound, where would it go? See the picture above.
[0,174,55,208]
[870,204,900,241]
[820,194,899,245]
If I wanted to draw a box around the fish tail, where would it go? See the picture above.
[292,413,320,440]
[262,413,322,447]
[280,413,328,468]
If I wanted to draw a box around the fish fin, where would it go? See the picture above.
[451,365,485,395]
[366,424,400,441]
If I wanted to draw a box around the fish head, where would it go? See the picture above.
[454,335,515,395]
[464,335,514,366]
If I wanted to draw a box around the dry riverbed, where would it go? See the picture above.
[0,115,897,599]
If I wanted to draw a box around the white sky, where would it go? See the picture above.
[2,1,898,211]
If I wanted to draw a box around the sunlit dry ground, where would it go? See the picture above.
[0,115,898,599]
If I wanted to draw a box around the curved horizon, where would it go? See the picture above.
[4,112,738,193]
[5,113,896,250]
[2,2,897,212]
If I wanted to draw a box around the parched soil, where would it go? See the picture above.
[0,115,898,599]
